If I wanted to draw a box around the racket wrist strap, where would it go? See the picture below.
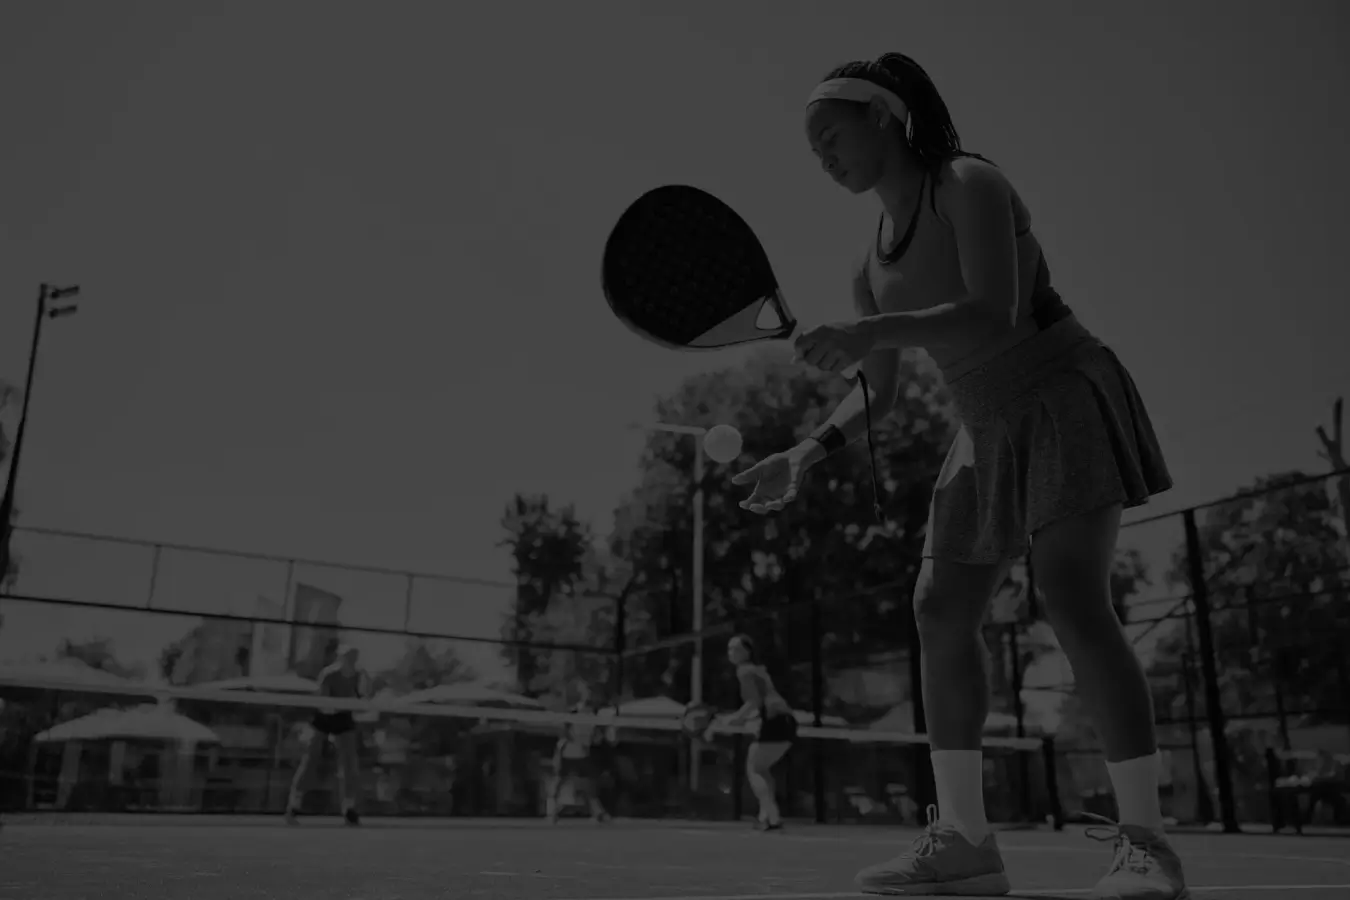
[808,423,847,457]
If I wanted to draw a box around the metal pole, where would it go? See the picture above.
[613,584,627,703]
[1182,508,1240,833]
[692,439,705,706]
[401,575,415,633]
[690,438,705,792]
[146,545,163,608]
[1008,623,1033,821]
[0,285,49,587]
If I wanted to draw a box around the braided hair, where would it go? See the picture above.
[822,52,993,177]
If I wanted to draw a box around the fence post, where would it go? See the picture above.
[1008,622,1033,821]
[145,544,162,608]
[810,595,826,823]
[1182,508,1240,833]
[401,575,415,632]
[612,586,626,703]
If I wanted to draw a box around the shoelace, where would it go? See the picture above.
[1083,814,1155,875]
[905,804,945,859]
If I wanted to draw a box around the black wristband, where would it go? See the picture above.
[809,423,846,456]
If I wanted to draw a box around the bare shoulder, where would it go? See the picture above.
[943,155,1013,189]
[934,156,1019,224]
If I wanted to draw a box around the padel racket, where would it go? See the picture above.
[602,185,798,351]
[602,184,883,518]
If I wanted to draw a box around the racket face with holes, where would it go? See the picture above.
[602,185,798,350]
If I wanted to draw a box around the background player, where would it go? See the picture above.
[547,681,612,824]
[707,635,796,831]
[286,643,368,826]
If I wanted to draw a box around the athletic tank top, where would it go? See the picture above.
[861,157,1071,380]
[560,703,598,759]
[737,663,791,718]
[316,664,364,714]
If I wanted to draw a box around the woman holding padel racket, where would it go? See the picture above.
[602,52,1188,900]
[737,55,1186,898]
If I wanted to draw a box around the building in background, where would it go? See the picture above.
[287,583,344,679]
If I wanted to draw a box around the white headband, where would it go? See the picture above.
[806,77,908,126]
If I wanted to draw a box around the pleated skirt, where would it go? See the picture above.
[922,314,1173,564]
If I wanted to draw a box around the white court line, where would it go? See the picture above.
[560,887,1350,900]
[672,828,1350,866]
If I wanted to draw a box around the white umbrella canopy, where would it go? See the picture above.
[35,704,219,744]
[194,674,320,694]
[0,658,144,690]
[399,682,544,709]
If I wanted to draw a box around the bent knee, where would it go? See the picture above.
[912,558,1006,637]
[1033,564,1122,640]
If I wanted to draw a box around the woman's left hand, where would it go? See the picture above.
[793,319,876,374]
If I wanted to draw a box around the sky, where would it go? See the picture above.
[1,2,1348,697]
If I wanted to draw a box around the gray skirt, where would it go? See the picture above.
[922,315,1172,564]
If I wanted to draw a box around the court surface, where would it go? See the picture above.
[1,815,1346,899]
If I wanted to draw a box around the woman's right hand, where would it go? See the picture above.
[732,441,823,514]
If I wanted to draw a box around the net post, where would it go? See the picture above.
[1040,735,1064,831]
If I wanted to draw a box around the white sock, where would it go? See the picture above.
[1106,752,1164,830]
[931,750,989,844]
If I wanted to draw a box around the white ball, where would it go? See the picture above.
[703,424,743,463]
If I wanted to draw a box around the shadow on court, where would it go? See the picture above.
[1,815,1347,899]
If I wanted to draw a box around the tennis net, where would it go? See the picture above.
[0,675,1058,825]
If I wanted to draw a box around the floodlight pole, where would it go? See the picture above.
[1,284,81,588]
[628,420,709,789]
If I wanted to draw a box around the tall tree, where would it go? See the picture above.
[1139,470,1350,821]
[55,636,145,682]
[1155,471,1349,723]
[371,640,477,695]
[497,493,597,696]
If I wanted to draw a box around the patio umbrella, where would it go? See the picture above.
[399,682,544,709]
[35,705,219,744]
[194,674,319,694]
[0,658,146,691]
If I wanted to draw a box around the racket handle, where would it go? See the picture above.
[842,363,861,383]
